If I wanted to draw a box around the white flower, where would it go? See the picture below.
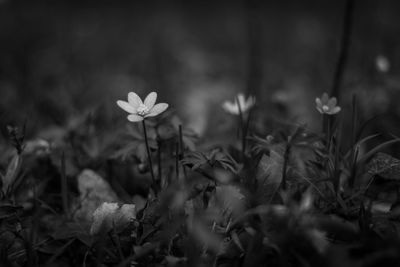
[376,55,390,73]
[117,91,169,122]
[90,202,136,235]
[222,93,255,115]
[315,93,341,115]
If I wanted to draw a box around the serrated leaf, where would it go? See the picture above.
[214,185,245,219]
[358,138,400,164]
[256,149,284,203]
[366,152,400,180]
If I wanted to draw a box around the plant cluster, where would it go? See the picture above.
[1,91,400,267]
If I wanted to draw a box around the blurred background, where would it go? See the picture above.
[0,0,400,139]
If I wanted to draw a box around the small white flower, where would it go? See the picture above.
[376,55,390,73]
[315,93,341,115]
[222,93,255,115]
[117,91,169,122]
[90,202,136,235]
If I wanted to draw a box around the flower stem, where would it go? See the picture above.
[281,139,291,191]
[236,96,246,158]
[157,139,162,186]
[178,125,188,180]
[142,120,156,189]
[323,114,331,149]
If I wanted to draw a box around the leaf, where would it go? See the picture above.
[358,138,400,165]
[182,136,196,151]
[164,255,187,266]
[2,154,21,195]
[52,222,91,246]
[213,185,246,219]
[181,152,208,170]
[230,230,244,252]
[0,204,23,219]
[256,148,284,203]
[190,220,223,254]
[366,152,400,180]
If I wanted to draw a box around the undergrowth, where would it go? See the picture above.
[1,91,400,267]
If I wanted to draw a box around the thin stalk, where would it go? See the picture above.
[243,109,252,153]
[175,142,180,181]
[280,140,291,191]
[60,152,69,218]
[322,114,331,149]
[348,94,358,188]
[351,94,358,146]
[142,120,156,189]
[110,223,124,261]
[157,140,162,186]
[178,125,188,179]
[333,121,342,193]
[235,96,246,158]
[349,147,359,188]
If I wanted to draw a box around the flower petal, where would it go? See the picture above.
[117,100,136,113]
[321,93,329,104]
[127,114,144,122]
[222,101,239,115]
[236,93,246,110]
[327,97,337,108]
[144,92,157,109]
[315,98,324,114]
[146,103,169,117]
[245,96,256,110]
[329,106,341,114]
[128,92,143,109]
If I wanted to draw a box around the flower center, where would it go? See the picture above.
[136,104,150,116]
[322,105,329,112]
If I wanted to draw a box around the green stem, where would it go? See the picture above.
[281,141,291,191]
[236,96,246,158]
[157,139,162,186]
[178,125,188,179]
[175,141,180,181]
[323,114,331,149]
[60,152,69,218]
[142,120,156,189]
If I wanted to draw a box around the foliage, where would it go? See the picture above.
[1,95,400,267]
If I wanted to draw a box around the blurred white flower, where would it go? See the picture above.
[315,93,341,115]
[222,93,255,115]
[376,55,390,73]
[117,91,168,122]
[90,202,136,235]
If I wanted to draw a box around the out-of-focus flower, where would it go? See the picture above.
[90,202,136,235]
[315,93,341,115]
[117,91,168,122]
[222,93,255,115]
[376,55,390,73]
